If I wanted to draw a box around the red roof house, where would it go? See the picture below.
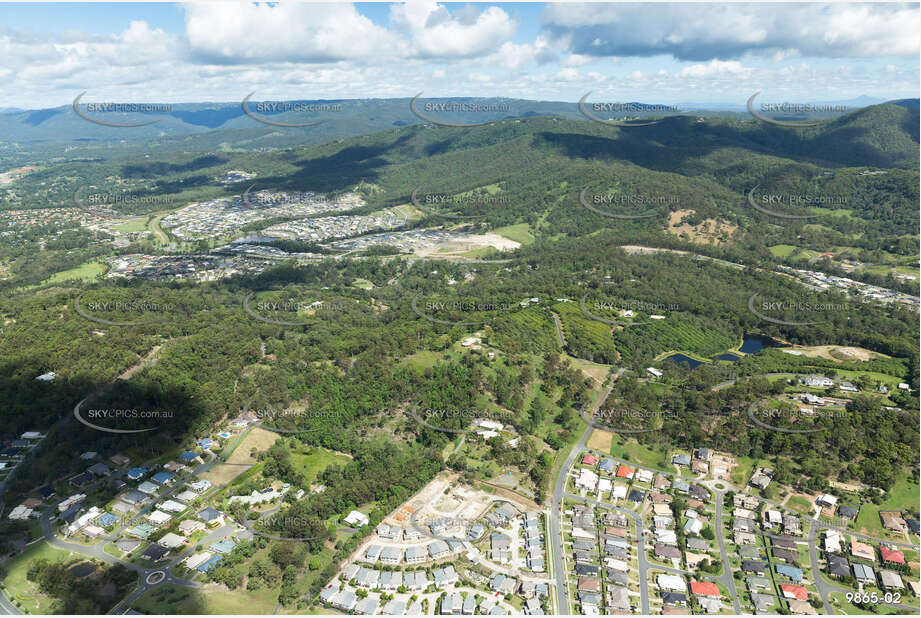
[582,454,599,466]
[616,465,635,478]
[781,584,808,600]
[690,581,720,597]
[880,546,906,565]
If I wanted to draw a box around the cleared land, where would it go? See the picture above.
[586,429,614,452]
[200,426,279,486]
[785,344,880,362]
[665,209,738,245]
[43,261,106,284]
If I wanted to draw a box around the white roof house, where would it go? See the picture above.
[764,510,783,526]
[825,530,841,553]
[344,510,370,527]
[66,506,101,536]
[184,552,212,569]
[646,367,663,378]
[159,532,186,548]
[9,505,33,520]
[147,510,172,526]
[635,469,654,483]
[576,468,598,491]
[816,494,837,508]
[159,500,186,513]
[477,419,504,431]
[657,574,686,591]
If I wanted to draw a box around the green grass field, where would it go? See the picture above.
[730,455,768,487]
[855,476,921,537]
[43,261,106,284]
[786,495,813,514]
[769,244,799,258]
[493,223,535,246]
[111,218,149,233]
[402,349,448,370]
[609,436,669,470]
[290,446,351,485]
[0,541,77,614]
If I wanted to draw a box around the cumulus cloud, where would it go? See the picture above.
[389,1,516,59]
[184,3,406,63]
[541,3,920,60]
[676,59,750,79]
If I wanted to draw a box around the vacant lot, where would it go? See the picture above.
[587,429,613,452]
[786,344,879,362]
[200,426,279,486]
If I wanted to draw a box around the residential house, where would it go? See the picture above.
[828,554,851,579]
[850,540,876,562]
[878,570,904,590]
[781,584,808,600]
[852,563,875,584]
[741,561,766,576]
[880,512,908,533]
[880,546,905,565]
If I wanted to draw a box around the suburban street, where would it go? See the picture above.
[563,492,651,614]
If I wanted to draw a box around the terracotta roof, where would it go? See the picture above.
[880,546,905,564]
[690,581,720,597]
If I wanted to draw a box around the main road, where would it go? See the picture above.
[550,369,622,614]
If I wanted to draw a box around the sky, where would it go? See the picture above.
[0,2,917,109]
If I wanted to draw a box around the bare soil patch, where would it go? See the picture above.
[200,426,279,487]
[587,429,614,453]
[666,210,737,246]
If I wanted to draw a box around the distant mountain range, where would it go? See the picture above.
[0,95,916,145]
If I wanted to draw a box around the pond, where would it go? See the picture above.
[738,334,785,354]
[663,353,705,369]
[715,353,741,361]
